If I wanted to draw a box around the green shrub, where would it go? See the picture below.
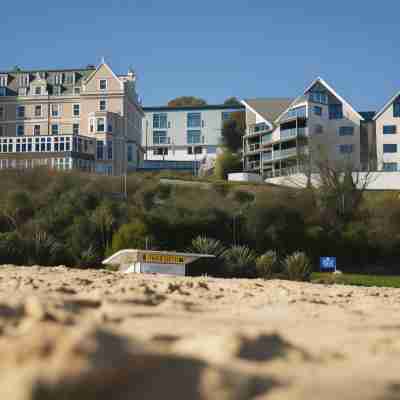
[189,236,226,257]
[256,250,279,279]
[222,245,256,278]
[214,150,242,180]
[283,251,312,281]
[110,220,151,254]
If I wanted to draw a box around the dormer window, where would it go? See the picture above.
[0,75,7,87]
[99,79,107,90]
[35,87,42,96]
[18,74,30,87]
[53,86,61,96]
[0,88,6,97]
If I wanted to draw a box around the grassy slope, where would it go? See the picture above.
[312,273,400,288]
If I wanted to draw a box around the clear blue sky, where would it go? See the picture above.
[1,0,399,111]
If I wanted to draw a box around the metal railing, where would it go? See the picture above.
[248,161,261,170]
[273,147,297,160]
[247,143,260,153]
[262,152,272,162]
[264,165,303,179]
[280,127,307,140]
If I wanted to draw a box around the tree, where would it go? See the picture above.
[221,111,246,153]
[168,97,207,107]
[224,97,241,106]
[110,220,150,254]
[214,150,242,180]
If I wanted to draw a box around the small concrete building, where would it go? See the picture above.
[103,249,215,276]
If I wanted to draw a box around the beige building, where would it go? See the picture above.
[374,91,400,171]
[0,61,144,175]
[243,78,366,179]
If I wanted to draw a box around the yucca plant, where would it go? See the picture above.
[283,251,312,281]
[188,236,226,257]
[187,236,226,277]
[256,250,279,279]
[222,245,256,278]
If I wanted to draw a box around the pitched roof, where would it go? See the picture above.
[274,77,364,123]
[305,77,364,121]
[373,90,400,120]
[359,111,376,121]
[241,98,293,124]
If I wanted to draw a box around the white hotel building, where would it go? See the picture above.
[142,104,245,171]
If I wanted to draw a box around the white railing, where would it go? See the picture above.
[273,147,297,160]
[262,152,272,162]
[247,143,260,152]
[280,127,307,140]
[264,165,303,178]
[248,161,261,170]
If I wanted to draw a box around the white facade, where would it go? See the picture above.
[374,91,400,171]
[142,105,244,165]
[243,78,364,179]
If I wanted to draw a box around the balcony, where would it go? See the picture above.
[280,127,307,141]
[273,147,297,160]
[264,165,302,179]
[261,133,273,145]
[247,123,270,137]
[246,143,261,153]
[262,152,272,162]
[280,106,307,123]
[248,161,261,170]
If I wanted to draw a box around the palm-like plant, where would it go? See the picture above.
[283,251,312,281]
[222,245,256,278]
[256,250,279,279]
[189,236,226,257]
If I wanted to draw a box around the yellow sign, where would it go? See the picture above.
[142,253,186,265]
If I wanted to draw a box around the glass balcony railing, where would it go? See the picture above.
[248,123,270,135]
[273,147,297,160]
[262,133,273,145]
[280,106,307,122]
[247,143,260,152]
[280,127,307,140]
[262,152,272,162]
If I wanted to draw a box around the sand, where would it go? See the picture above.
[0,265,400,399]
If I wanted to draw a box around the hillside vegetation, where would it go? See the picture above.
[0,168,399,275]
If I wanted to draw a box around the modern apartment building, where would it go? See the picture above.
[242,98,293,174]
[141,104,245,172]
[374,91,400,171]
[0,62,143,175]
[243,78,365,179]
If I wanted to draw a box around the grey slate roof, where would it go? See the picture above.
[243,98,293,123]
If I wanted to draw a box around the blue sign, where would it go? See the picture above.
[320,257,336,272]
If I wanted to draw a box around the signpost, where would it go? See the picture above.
[320,257,337,273]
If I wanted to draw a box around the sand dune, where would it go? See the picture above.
[0,265,400,399]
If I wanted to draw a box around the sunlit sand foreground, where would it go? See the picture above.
[0,265,400,399]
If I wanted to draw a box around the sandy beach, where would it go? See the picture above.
[0,265,400,399]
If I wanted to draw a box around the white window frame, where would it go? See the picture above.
[51,104,60,118]
[34,104,42,118]
[73,103,80,117]
[99,99,107,111]
[0,75,7,87]
[34,86,42,96]
[99,79,108,91]
[51,123,59,135]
